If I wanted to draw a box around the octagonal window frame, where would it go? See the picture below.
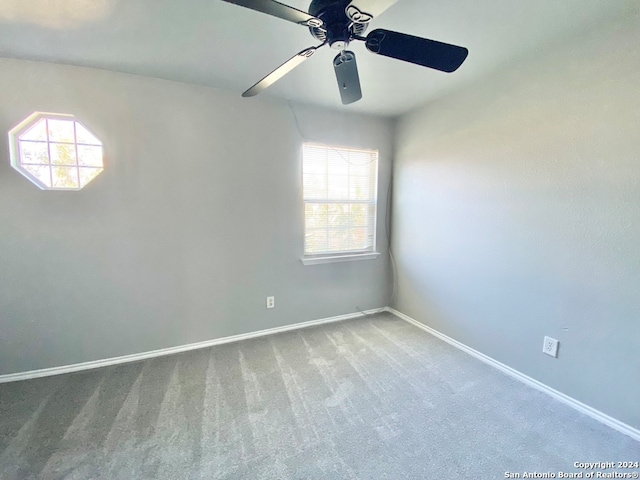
[8,112,104,191]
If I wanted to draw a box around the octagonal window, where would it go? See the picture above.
[8,112,103,190]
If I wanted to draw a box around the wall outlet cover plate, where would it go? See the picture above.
[543,336,559,358]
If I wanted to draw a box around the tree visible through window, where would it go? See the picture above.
[303,143,378,256]
[8,112,103,190]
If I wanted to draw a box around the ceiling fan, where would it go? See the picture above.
[221,0,469,105]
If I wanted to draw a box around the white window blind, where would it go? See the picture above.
[303,143,378,256]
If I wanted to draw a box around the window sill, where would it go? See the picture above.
[301,252,380,266]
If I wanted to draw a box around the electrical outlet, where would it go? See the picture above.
[266,296,275,309]
[542,336,559,358]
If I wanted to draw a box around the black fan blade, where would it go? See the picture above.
[333,51,362,105]
[345,0,398,22]
[243,45,323,97]
[365,28,468,72]
[221,0,323,28]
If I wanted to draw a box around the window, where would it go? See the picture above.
[302,143,379,264]
[8,112,103,190]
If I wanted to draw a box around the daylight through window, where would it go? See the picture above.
[303,143,378,257]
[8,112,103,190]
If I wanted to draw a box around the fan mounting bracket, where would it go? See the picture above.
[305,17,324,28]
[345,5,372,24]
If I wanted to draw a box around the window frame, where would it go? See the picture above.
[8,111,104,191]
[301,142,380,265]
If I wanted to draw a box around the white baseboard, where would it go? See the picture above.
[385,307,640,443]
[0,309,380,384]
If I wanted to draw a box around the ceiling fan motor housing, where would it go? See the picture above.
[308,0,368,49]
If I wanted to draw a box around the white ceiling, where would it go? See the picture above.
[0,0,635,116]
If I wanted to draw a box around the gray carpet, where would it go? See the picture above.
[0,313,637,479]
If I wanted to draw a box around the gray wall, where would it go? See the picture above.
[0,58,392,375]
[391,13,640,429]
